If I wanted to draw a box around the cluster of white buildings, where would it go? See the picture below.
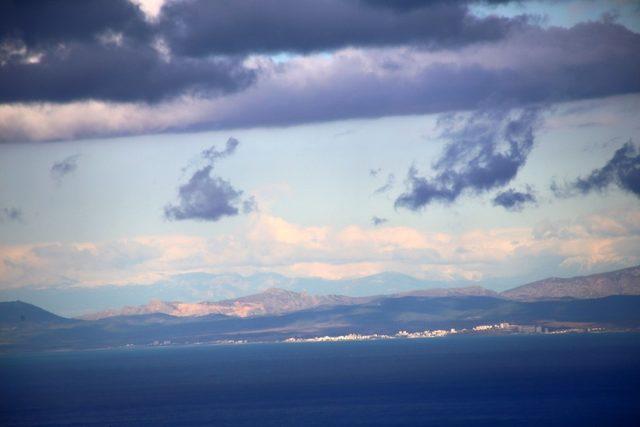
[284,328,461,343]
[396,329,456,338]
[472,323,547,333]
[284,322,553,343]
[284,333,393,343]
[473,322,512,331]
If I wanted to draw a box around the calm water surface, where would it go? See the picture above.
[1,334,639,426]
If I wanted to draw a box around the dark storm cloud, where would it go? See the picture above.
[0,40,255,103]
[554,141,640,198]
[0,207,22,223]
[0,0,150,48]
[198,21,640,134]
[493,187,536,211]
[395,108,540,210]
[371,216,388,226]
[1,1,640,139]
[160,0,521,57]
[50,154,80,184]
[361,0,516,12]
[164,138,253,222]
[0,0,253,104]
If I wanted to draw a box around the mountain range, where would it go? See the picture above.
[1,265,639,352]
[80,266,640,320]
[501,265,640,300]
[3,265,639,318]
[0,272,453,317]
[2,294,640,353]
[81,288,368,320]
[80,286,501,320]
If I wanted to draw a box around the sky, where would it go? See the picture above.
[1,0,640,295]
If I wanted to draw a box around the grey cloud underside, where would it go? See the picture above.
[164,138,254,222]
[160,0,520,56]
[395,108,540,210]
[207,22,640,131]
[493,187,536,211]
[556,141,640,198]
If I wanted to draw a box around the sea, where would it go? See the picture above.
[1,333,639,426]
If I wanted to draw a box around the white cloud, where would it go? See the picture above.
[1,211,638,289]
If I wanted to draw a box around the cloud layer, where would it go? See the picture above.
[1,1,639,141]
[2,210,639,289]
[159,0,518,56]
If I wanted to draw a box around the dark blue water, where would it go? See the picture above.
[1,334,639,426]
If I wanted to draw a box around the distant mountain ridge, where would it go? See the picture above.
[2,264,640,352]
[0,271,455,317]
[80,266,640,320]
[501,265,640,301]
[2,265,640,319]
[400,286,499,298]
[81,286,503,320]
[82,288,368,320]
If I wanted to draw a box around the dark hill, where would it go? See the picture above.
[501,265,640,301]
[0,301,71,325]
